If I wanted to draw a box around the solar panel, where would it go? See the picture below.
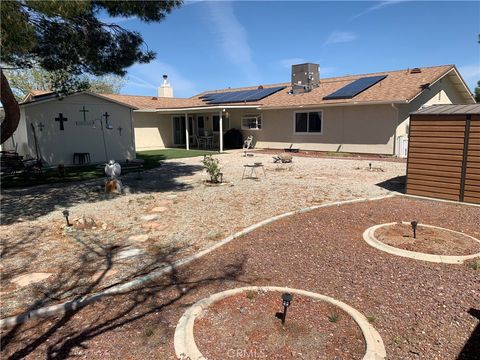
[323,75,387,100]
[201,86,286,104]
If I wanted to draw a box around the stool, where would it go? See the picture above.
[73,152,91,165]
[242,163,266,179]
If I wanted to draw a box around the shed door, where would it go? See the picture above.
[406,116,466,201]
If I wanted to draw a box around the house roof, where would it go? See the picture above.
[20,65,475,111]
[184,65,474,110]
[20,91,137,109]
[411,104,480,115]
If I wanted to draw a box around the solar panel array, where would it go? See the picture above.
[323,75,387,100]
[200,86,286,104]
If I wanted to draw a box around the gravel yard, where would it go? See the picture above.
[1,196,478,360]
[0,151,405,319]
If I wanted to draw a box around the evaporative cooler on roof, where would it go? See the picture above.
[323,75,387,100]
[200,86,286,104]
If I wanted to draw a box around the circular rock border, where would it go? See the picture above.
[174,286,386,360]
[363,222,480,264]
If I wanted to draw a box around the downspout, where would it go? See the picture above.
[391,103,399,156]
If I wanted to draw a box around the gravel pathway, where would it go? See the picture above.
[1,196,478,360]
[0,152,405,318]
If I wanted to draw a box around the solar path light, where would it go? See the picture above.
[281,293,293,324]
[62,210,71,227]
[411,220,418,239]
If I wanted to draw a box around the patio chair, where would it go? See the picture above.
[196,136,206,149]
[242,135,254,157]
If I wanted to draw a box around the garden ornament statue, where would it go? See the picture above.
[104,160,122,193]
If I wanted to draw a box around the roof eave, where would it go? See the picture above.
[407,66,475,105]
[134,104,261,113]
[258,99,408,110]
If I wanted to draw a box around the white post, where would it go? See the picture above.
[219,110,223,153]
[185,113,189,150]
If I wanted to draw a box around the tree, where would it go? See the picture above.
[5,67,126,101]
[475,80,480,103]
[0,0,181,144]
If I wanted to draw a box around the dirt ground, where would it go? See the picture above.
[1,196,479,360]
[195,290,365,359]
[0,151,405,318]
[375,223,480,256]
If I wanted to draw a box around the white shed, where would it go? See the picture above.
[2,92,136,165]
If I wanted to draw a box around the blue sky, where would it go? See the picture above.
[111,0,480,97]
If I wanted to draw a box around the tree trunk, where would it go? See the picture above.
[1,69,21,144]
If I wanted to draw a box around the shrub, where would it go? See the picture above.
[328,312,339,323]
[202,155,222,183]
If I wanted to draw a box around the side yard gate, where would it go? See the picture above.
[406,105,480,204]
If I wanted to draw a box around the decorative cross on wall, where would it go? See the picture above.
[79,106,89,122]
[103,111,110,122]
[55,113,68,130]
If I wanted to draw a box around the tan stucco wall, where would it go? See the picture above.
[228,106,397,154]
[395,75,465,138]
[20,93,135,165]
[133,112,174,150]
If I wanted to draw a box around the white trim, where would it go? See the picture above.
[293,109,323,135]
[20,91,137,109]
[135,105,261,113]
[241,114,263,131]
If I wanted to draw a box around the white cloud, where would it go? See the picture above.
[206,1,259,82]
[350,0,409,21]
[126,60,198,97]
[325,31,357,45]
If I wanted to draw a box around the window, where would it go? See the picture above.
[241,115,262,130]
[294,111,322,134]
[212,115,229,132]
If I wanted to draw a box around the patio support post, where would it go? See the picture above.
[219,110,223,153]
[185,112,189,150]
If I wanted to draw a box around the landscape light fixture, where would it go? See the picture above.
[62,210,71,227]
[369,162,372,170]
[281,293,293,324]
[411,220,418,239]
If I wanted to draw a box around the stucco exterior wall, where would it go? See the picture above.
[229,105,397,154]
[133,112,174,150]
[20,93,135,165]
[395,75,465,138]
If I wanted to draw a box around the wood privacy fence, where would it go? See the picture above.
[406,114,480,204]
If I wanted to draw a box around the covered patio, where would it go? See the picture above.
[134,105,259,153]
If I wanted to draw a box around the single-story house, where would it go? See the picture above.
[3,64,475,165]
[2,91,136,165]
[102,64,475,157]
